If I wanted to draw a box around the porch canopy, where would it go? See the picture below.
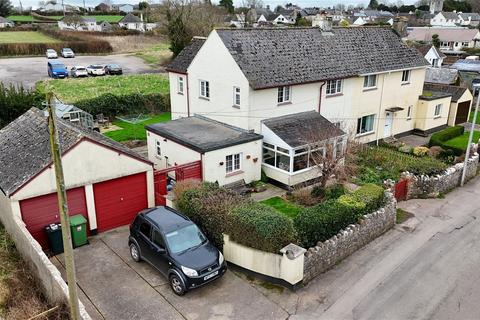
[261,111,345,175]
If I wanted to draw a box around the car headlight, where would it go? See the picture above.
[181,266,198,277]
[219,252,224,265]
[52,72,57,74]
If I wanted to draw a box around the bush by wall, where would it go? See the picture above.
[229,202,297,253]
[350,183,384,213]
[0,83,43,128]
[429,125,465,156]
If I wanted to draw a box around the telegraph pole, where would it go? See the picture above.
[46,93,80,320]
[461,84,480,186]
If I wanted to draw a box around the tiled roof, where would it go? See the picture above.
[166,37,206,74]
[0,108,149,197]
[145,115,262,153]
[406,27,479,42]
[0,16,13,23]
[262,111,345,148]
[459,13,480,21]
[439,11,459,20]
[423,83,469,102]
[119,13,141,23]
[415,45,446,58]
[451,59,480,72]
[425,67,458,84]
[215,27,428,89]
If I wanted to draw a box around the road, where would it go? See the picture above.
[0,54,159,88]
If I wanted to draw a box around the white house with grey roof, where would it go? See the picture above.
[0,16,14,28]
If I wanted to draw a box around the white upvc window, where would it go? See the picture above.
[226,153,241,173]
[177,76,184,94]
[277,86,291,103]
[199,80,209,99]
[434,104,442,117]
[326,79,343,95]
[401,70,411,84]
[155,140,161,157]
[462,41,469,47]
[356,114,375,135]
[233,86,241,107]
[407,105,412,120]
[363,75,377,89]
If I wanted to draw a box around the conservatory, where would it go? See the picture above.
[260,111,346,187]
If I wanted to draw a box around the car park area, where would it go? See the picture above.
[0,54,158,88]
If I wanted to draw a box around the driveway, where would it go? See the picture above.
[51,227,288,320]
[0,54,159,88]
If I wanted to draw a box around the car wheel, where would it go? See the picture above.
[170,274,186,296]
[129,243,141,262]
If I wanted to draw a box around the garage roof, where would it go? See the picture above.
[0,108,150,197]
[146,115,262,153]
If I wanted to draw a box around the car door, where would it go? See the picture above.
[150,228,170,276]
[137,220,155,262]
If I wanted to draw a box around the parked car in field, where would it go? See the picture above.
[129,206,227,296]
[104,64,123,75]
[48,60,69,79]
[61,48,75,58]
[46,49,58,59]
[86,64,105,76]
[71,66,88,78]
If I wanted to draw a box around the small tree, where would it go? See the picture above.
[219,0,234,13]
[368,0,379,9]
[340,19,350,27]
[63,14,84,29]
[0,0,12,16]
[432,34,440,48]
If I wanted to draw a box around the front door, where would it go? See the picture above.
[384,112,393,137]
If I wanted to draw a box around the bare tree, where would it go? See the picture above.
[63,14,84,29]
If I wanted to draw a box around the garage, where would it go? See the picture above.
[94,173,148,232]
[20,187,88,249]
[455,101,470,125]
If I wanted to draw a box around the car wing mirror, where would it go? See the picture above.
[157,247,166,254]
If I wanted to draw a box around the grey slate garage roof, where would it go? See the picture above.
[214,27,428,89]
[145,115,262,153]
[166,37,206,74]
[0,108,150,197]
[423,83,469,102]
[262,111,345,148]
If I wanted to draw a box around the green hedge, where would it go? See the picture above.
[229,202,297,253]
[0,83,42,128]
[350,183,384,212]
[429,126,465,156]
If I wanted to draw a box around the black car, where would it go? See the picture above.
[104,64,123,75]
[128,206,227,295]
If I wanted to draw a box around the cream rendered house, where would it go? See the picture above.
[154,26,442,187]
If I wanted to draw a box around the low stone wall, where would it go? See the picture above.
[0,194,91,320]
[402,154,479,199]
[303,191,396,284]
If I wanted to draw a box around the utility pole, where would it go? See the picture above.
[461,84,480,186]
[46,93,80,320]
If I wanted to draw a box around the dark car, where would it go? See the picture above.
[129,206,227,295]
[104,64,123,75]
[47,60,69,78]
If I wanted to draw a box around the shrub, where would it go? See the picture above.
[310,186,325,198]
[171,179,202,201]
[429,126,465,155]
[398,145,412,154]
[325,184,346,200]
[428,145,443,158]
[176,183,244,249]
[229,202,297,253]
[413,146,429,157]
[290,187,318,206]
[351,184,384,212]
[0,83,43,128]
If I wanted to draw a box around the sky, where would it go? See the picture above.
[17,0,417,11]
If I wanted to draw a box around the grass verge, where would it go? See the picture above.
[443,131,480,151]
[396,208,414,224]
[0,31,60,44]
[104,113,171,141]
[134,42,172,66]
[260,196,303,219]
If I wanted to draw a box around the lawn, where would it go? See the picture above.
[135,42,172,66]
[443,131,480,151]
[468,109,480,124]
[37,74,169,104]
[104,113,171,141]
[260,196,303,219]
[0,31,59,44]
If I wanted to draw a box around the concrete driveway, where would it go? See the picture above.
[51,226,288,320]
[0,54,159,88]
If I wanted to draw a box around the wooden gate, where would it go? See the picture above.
[154,161,202,206]
[394,179,408,201]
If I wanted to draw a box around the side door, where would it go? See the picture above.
[137,219,155,262]
[150,228,170,276]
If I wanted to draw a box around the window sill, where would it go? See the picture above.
[199,96,210,101]
[355,131,375,138]
[434,115,441,119]
[226,170,244,177]
[177,92,184,95]
[401,82,410,86]
[232,105,240,109]
[325,93,343,98]
[362,87,377,92]
[406,117,412,121]
[277,101,292,106]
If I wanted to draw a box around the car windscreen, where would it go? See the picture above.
[52,64,65,69]
[109,64,120,68]
[90,65,103,69]
[165,224,206,254]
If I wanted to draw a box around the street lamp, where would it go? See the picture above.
[461,83,480,186]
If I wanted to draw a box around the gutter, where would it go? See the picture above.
[375,72,389,146]
[186,73,191,117]
[318,81,326,113]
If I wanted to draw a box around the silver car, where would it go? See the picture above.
[71,66,88,78]
[86,65,105,76]
[61,48,75,58]
[46,49,58,59]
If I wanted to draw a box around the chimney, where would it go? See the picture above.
[392,17,407,37]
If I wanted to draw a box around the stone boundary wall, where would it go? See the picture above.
[0,195,91,320]
[303,191,396,284]
[402,154,479,199]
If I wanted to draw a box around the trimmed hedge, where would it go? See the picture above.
[229,202,297,253]
[350,183,384,213]
[0,83,43,128]
[429,125,465,156]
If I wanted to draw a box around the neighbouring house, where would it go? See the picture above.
[430,11,461,26]
[458,13,480,26]
[450,59,480,72]
[113,3,134,13]
[146,115,263,186]
[0,108,154,249]
[425,67,459,85]
[405,27,480,53]
[161,26,442,186]
[118,13,144,31]
[94,2,112,12]
[99,20,113,32]
[416,44,446,67]
[352,9,394,25]
[423,83,473,126]
[0,16,14,28]
[39,0,79,12]
[225,13,246,28]
[58,16,99,31]
[265,12,295,25]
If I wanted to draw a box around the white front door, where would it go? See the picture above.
[384,112,393,137]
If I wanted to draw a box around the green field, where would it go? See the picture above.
[87,15,124,23]
[7,14,123,23]
[443,131,480,151]
[135,42,172,65]
[37,74,170,103]
[0,31,60,43]
[104,113,171,141]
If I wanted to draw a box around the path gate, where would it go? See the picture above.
[394,178,408,201]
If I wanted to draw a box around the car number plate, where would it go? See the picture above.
[204,270,218,281]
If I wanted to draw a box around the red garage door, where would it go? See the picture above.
[94,172,148,232]
[20,187,88,249]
